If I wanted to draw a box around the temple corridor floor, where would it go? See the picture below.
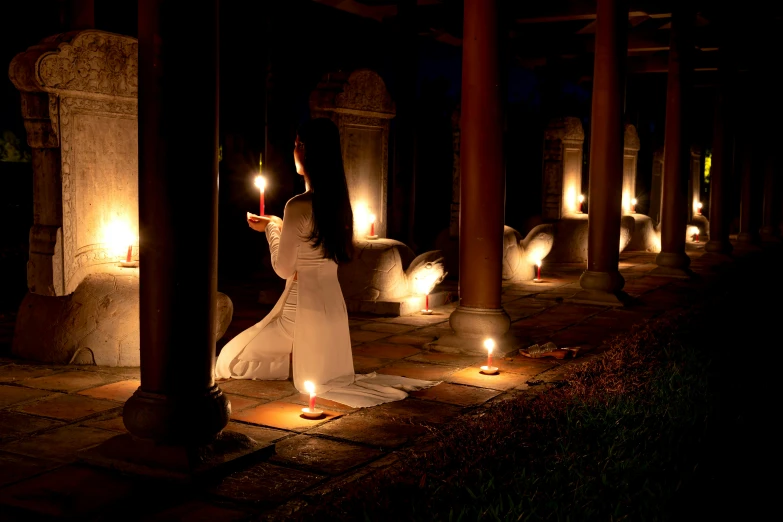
[0,240,774,520]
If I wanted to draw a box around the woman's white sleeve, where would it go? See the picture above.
[265,201,302,280]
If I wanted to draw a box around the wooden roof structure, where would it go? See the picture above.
[312,0,783,74]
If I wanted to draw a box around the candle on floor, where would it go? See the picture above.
[301,380,324,418]
[578,194,585,213]
[254,175,266,216]
[696,202,703,215]
[125,245,132,263]
[631,197,637,214]
[534,259,543,282]
[480,338,498,375]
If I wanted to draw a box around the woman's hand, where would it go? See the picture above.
[247,212,283,233]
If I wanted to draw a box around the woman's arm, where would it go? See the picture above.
[265,199,304,280]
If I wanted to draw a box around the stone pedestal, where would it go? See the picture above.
[337,239,448,316]
[502,225,555,281]
[310,69,395,239]
[546,214,636,264]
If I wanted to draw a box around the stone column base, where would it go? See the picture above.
[704,238,733,255]
[429,305,515,355]
[78,430,272,482]
[123,385,230,446]
[653,252,692,278]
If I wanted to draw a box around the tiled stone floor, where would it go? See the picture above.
[0,243,757,520]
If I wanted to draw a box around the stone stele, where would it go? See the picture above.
[8,30,232,366]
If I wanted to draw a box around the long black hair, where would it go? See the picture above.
[297,118,354,263]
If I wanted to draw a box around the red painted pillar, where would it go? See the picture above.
[123,0,229,444]
[654,3,695,277]
[443,0,510,351]
[574,0,629,306]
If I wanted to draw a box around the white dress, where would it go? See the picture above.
[215,192,438,408]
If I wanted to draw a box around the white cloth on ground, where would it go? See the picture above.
[214,192,438,408]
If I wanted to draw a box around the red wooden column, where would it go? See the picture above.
[438,0,510,353]
[704,35,735,255]
[123,0,229,444]
[572,0,629,306]
[736,98,762,249]
[653,3,695,277]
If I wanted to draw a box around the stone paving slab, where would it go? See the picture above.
[21,370,120,393]
[0,385,53,409]
[218,379,298,401]
[13,393,119,421]
[77,379,139,402]
[446,367,531,391]
[410,382,502,407]
[231,401,343,432]
[0,450,61,488]
[353,342,422,359]
[0,411,64,439]
[377,360,460,381]
[1,425,119,461]
[0,365,59,384]
[309,408,431,448]
[351,355,392,373]
[269,434,383,475]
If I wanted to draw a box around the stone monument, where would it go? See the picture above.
[309,69,395,239]
[542,117,585,219]
[688,146,709,240]
[8,30,231,366]
[311,69,448,315]
[541,117,636,263]
[622,124,661,253]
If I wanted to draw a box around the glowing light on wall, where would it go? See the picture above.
[353,201,372,237]
[622,191,632,214]
[565,185,577,213]
[103,220,136,259]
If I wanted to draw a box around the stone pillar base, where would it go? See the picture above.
[123,385,230,446]
[429,306,515,355]
[704,238,733,255]
[649,266,693,279]
[655,251,691,270]
[78,430,272,482]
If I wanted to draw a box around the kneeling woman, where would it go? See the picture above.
[215,118,436,407]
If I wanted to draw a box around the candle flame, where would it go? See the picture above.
[631,197,637,206]
[536,259,542,268]
[304,381,315,394]
[368,213,376,224]
[483,338,495,354]
[578,194,585,203]
[103,220,136,258]
[254,176,266,190]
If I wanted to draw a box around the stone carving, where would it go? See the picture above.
[12,273,233,367]
[546,215,637,263]
[338,239,446,301]
[8,30,139,296]
[622,124,640,214]
[310,69,395,238]
[543,117,585,220]
[502,225,555,281]
[649,147,664,224]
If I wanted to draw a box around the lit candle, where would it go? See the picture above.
[125,245,132,263]
[254,175,266,216]
[578,194,584,213]
[694,231,699,243]
[696,202,703,215]
[484,338,495,368]
[369,213,376,237]
[304,380,316,410]
[631,197,637,213]
[536,259,542,281]
[425,293,429,311]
